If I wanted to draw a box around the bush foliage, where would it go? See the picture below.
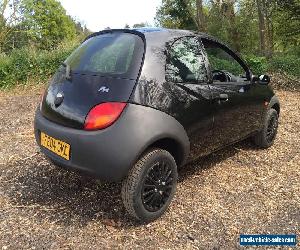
[245,54,300,77]
[268,55,300,77]
[0,41,79,88]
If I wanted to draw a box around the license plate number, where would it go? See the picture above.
[40,132,70,160]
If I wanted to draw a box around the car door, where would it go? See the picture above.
[165,36,215,159]
[201,38,265,148]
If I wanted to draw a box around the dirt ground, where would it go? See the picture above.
[0,85,299,249]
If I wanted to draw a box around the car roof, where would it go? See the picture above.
[131,27,225,44]
[86,27,224,46]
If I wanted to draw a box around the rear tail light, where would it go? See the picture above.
[84,102,127,130]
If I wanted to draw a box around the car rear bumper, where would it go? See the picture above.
[34,108,137,182]
[34,104,189,182]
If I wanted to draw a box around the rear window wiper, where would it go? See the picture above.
[61,62,72,81]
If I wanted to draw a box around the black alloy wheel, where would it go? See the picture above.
[253,108,279,148]
[121,149,177,222]
[141,160,174,212]
[266,115,278,144]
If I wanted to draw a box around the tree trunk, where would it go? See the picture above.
[0,0,9,17]
[264,0,274,57]
[196,0,206,32]
[256,0,266,55]
[266,15,273,57]
[223,0,240,52]
[269,21,274,55]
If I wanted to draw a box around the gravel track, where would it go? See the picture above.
[0,85,299,249]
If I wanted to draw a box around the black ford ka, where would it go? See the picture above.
[34,28,280,222]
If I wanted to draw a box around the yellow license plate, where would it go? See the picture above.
[40,132,71,160]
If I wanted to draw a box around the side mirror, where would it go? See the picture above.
[252,74,270,85]
[259,74,270,85]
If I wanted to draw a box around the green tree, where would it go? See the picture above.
[236,0,260,54]
[207,0,241,51]
[156,0,241,51]
[155,0,198,30]
[132,22,150,28]
[273,0,300,51]
[156,0,208,31]
[20,0,76,49]
[0,0,22,52]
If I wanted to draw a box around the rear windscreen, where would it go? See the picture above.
[64,32,144,78]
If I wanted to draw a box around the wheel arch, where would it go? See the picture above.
[116,104,190,181]
[140,137,187,168]
[269,95,280,115]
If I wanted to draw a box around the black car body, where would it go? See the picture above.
[34,28,280,221]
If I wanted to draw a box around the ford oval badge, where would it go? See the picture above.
[54,92,64,107]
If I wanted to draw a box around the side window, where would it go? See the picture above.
[202,40,246,82]
[166,36,208,83]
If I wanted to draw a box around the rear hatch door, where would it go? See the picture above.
[41,31,145,129]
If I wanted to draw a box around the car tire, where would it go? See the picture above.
[253,108,279,148]
[121,148,178,222]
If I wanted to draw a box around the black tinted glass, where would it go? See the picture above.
[203,42,245,76]
[166,36,208,83]
[65,32,144,78]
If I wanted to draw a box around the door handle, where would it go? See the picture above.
[219,93,229,102]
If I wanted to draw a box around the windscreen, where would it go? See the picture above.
[64,32,144,78]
